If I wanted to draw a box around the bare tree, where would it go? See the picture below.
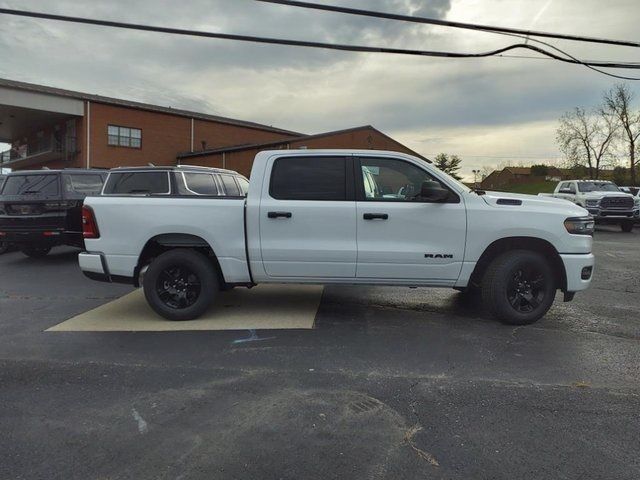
[480,165,494,180]
[603,84,640,186]
[556,107,617,179]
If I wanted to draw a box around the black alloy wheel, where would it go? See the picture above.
[506,266,546,314]
[482,250,556,325]
[156,265,202,310]
[143,248,219,321]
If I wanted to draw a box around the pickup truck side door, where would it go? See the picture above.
[354,156,466,283]
[258,155,357,278]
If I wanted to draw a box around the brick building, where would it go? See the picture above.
[0,78,424,174]
[480,166,619,190]
[178,125,427,176]
[480,166,569,190]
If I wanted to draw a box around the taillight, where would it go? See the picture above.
[82,205,100,239]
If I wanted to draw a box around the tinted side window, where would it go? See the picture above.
[270,157,346,201]
[104,172,170,195]
[221,175,240,196]
[358,157,440,201]
[183,173,219,195]
[1,174,59,196]
[63,174,104,196]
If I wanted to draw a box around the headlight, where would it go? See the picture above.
[564,216,595,235]
[585,199,599,207]
[634,198,640,208]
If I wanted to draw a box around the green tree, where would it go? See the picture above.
[433,153,462,180]
[612,166,628,186]
[530,164,550,176]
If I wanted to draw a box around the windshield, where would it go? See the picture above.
[577,182,619,193]
[1,174,59,196]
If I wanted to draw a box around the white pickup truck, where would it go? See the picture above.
[79,150,595,325]
[541,180,639,232]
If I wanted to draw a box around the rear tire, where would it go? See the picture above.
[481,250,556,325]
[621,220,634,232]
[143,249,219,321]
[21,246,51,258]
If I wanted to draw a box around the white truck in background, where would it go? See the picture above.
[541,180,639,232]
[79,150,595,326]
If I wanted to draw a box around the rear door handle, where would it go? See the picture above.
[363,213,389,220]
[268,211,292,219]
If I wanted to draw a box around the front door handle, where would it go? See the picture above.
[363,213,389,220]
[268,211,292,219]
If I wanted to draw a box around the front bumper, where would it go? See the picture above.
[560,253,595,292]
[586,207,639,221]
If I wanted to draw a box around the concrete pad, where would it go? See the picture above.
[47,284,323,332]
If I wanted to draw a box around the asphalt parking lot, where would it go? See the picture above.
[1,227,639,480]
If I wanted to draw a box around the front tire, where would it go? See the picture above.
[143,249,219,321]
[0,242,9,255]
[481,250,556,325]
[21,246,51,258]
[621,220,634,232]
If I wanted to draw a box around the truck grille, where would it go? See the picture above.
[600,196,634,210]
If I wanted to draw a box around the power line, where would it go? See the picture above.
[255,0,640,48]
[255,0,640,81]
[498,53,640,64]
[0,7,638,80]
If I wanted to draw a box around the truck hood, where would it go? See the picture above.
[481,191,588,216]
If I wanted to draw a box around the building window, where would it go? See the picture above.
[107,125,142,148]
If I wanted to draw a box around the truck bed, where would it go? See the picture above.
[85,196,250,282]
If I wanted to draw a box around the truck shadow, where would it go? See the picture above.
[315,285,495,330]
[3,246,81,265]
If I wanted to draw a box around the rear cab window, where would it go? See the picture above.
[103,171,170,195]
[0,174,60,198]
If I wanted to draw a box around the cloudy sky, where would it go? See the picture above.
[1,0,639,179]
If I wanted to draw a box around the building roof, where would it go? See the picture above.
[177,125,430,162]
[504,167,532,175]
[0,77,301,136]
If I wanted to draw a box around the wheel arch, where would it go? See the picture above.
[470,236,567,291]
[134,233,225,288]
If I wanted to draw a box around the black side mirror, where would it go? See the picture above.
[420,181,450,202]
